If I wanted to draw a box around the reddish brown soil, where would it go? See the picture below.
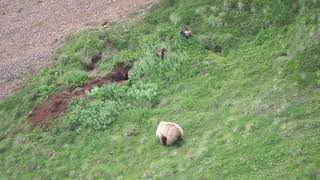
[28,63,131,127]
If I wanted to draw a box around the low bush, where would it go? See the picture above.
[57,69,88,87]
[69,100,124,130]
[31,84,56,100]
[88,83,128,101]
[127,82,159,107]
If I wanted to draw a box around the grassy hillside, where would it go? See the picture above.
[0,0,319,178]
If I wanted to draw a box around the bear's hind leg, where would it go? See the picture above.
[160,136,167,146]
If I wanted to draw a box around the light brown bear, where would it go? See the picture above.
[180,26,192,38]
[156,121,183,146]
[156,48,166,59]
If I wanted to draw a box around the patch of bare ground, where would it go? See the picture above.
[28,63,131,128]
[0,0,155,100]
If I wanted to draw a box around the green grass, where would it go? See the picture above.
[0,0,319,179]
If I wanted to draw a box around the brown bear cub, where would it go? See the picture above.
[180,26,192,38]
[156,121,183,146]
[156,48,166,59]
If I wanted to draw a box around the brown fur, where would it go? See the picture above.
[156,48,166,59]
[156,121,183,146]
[180,26,192,38]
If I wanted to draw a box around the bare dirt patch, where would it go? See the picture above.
[0,0,155,100]
[28,63,131,127]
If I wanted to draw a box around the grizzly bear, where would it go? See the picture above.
[156,121,183,146]
[180,26,192,38]
[156,48,166,59]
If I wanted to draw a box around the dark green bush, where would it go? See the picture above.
[57,69,88,87]
[88,83,128,101]
[69,100,124,130]
[127,82,159,107]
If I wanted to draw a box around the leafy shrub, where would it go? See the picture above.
[56,53,83,65]
[111,50,144,66]
[68,81,158,130]
[129,48,196,83]
[66,32,103,56]
[31,85,56,100]
[88,83,128,101]
[69,100,124,130]
[57,69,88,87]
[127,82,159,107]
[56,32,103,66]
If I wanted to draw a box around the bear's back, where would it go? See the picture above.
[156,122,183,137]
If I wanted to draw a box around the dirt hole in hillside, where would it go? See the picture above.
[84,52,102,71]
[28,63,131,128]
[109,63,130,82]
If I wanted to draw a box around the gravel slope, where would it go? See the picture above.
[0,0,154,100]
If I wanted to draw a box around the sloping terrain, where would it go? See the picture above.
[0,0,154,99]
[0,0,319,179]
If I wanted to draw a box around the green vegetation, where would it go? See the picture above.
[0,0,319,178]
